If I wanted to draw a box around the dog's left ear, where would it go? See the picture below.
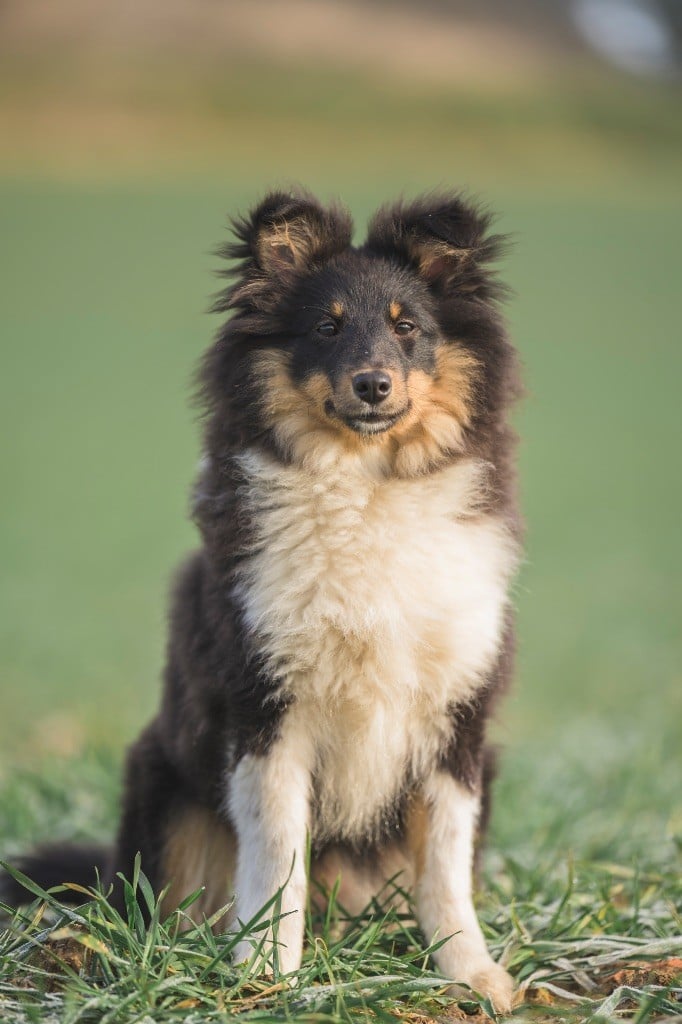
[365,193,507,301]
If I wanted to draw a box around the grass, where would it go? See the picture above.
[0,759,680,1023]
[0,59,681,1022]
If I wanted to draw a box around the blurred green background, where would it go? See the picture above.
[0,0,680,858]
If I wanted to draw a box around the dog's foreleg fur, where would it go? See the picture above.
[227,716,312,974]
[414,772,513,1012]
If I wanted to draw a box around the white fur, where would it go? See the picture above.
[231,448,518,841]
[228,713,312,973]
[415,773,512,1010]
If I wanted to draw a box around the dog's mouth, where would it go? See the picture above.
[324,400,409,436]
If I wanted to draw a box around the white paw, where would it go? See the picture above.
[448,959,514,1015]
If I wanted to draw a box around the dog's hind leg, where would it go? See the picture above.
[159,804,236,926]
[311,843,414,918]
[109,721,234,925]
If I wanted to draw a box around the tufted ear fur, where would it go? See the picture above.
[213,190,353,316]
[365,193,508,302]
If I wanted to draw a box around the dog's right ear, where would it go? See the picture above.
[214,190,352,314]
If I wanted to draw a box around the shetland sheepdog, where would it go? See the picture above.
[3,190,521,1011]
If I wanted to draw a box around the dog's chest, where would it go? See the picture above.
[233,450,515,838]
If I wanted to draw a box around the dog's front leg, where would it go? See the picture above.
[413,772,513,1013]
[227,720,312,975]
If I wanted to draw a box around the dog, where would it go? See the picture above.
[3,189,521,1011]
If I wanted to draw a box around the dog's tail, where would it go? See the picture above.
[1,844,111,907]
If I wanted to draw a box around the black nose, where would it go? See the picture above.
[352,371,392,405]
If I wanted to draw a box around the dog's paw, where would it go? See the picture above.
[470,960,514,1014]
[447,959,514,1015]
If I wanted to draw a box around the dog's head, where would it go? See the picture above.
[204,189,516,478]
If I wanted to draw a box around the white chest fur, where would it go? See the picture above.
[232,449,518,840]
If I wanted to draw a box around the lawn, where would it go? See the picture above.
[0,73,681,1021]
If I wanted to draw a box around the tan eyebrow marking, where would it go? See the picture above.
[389,301,402,320]
[330,300,343,318]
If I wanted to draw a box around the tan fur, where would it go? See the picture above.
[161,805,236,924]
[389,300,402,321]
[312,844,413,916]
[405,796,429,882]
[254,344,480,478]
[259,218,321,271]
[256,352,330,437]
[330,300,344,319]
[416,240,472,281]
[255,350,385,464]
[390,347,480,477]
[298,371,335,414]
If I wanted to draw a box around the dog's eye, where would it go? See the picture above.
[394,321,415,336]
[317,320,339,338]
